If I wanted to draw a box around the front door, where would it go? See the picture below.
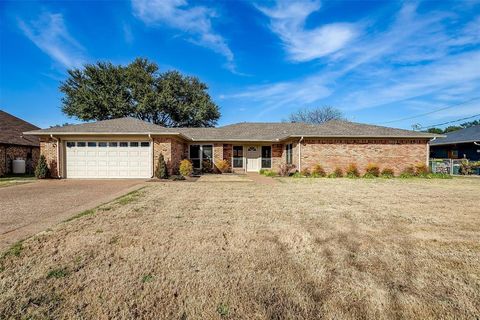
[246,146,260,172]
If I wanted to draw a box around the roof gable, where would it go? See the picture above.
[0,110,40,146]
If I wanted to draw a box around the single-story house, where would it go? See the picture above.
[24,117,439,178]
[0,110,40,176]
[430,125,480,161]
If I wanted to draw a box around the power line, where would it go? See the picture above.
[377,97,480,125]
[417,113,480,130]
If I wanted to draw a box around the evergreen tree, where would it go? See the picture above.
[35,155,49,179]
[155,154,169,179]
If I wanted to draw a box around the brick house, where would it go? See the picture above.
[0,110,40,177]
[24,117,438,178]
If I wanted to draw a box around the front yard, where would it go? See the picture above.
[1,177,479,319]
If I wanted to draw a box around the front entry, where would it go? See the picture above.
[246,146,261,172]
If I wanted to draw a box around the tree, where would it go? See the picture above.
[443,125,463,133]
[460,120,479,128]
[287,106,344,124]
[426,128,444,134]
[35,155,49,179]
[60,58,220,127]
[155,154,169,179]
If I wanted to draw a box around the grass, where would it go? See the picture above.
[0,174,36,188]
[0,178,479,319]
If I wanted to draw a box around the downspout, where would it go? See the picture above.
[298,136,304,172]
[149,133,154,178]
[50,134,61,178]
[474,142,480,146]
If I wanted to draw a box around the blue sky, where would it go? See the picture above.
[1,0,479,129]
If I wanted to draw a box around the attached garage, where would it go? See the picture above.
[65,140,151,178]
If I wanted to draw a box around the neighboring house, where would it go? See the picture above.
[429,125,480,161]
[0,110,40,176]
[25,117,438,178]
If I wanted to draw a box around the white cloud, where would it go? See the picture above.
[225,2,480,122]
[256,0,358,62]
[131,0,236,72]
[18,12,85,69]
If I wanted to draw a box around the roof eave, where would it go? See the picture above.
[430,140,480,146]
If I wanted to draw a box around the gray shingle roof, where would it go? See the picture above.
[429,125,480,145]
[0,110,40,147]
[25,117,439,141]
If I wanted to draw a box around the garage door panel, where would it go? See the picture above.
[66,141,151,178]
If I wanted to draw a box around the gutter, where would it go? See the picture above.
[474,142,480,146]
[50,134,61,178]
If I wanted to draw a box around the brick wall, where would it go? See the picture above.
[153,136,186,175]
[39,137,59,177]
[223,144,232,171]
[0,145,40,176]
[300,138,429,175]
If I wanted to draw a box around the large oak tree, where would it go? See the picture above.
[60,58,220,127]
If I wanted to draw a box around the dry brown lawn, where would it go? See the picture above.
[1,177,479,319]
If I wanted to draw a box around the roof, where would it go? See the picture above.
[429,125,480,146]
[24,117,440,141]
[0,110,40,147]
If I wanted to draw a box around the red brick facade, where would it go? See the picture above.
[300,138,429,175]
[39,137,59,178]
[153,136,187,175]
[36,135,430,178]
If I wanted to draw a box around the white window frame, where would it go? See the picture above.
[232,145,244,169]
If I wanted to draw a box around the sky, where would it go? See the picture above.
[1,0,480,129]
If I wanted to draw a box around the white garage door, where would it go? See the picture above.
[65,141,151,178]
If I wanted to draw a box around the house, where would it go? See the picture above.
[429,125,480,161]
[24,117,438,178]
[0,110,40,176]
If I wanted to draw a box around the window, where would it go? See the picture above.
[286,143,293,164]
[189,145,201,169]
[98,142,107,147]
[67,142,75,148]
[140,142,150,147]
[189,144,213,171]
[261,146,272,168]
[202,145,213,172]
[119,142,128,147]
[109,142,118,147]
[87,142,97,147]
[77,142,86,147]
[233,146,243,168]
[130,142,139,147]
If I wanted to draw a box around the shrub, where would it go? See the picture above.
[179,159,193,177]
[327,167,343,178]
[365,163,380,177]
[380,168,395,178]
[300,168,310,177]
[401,165,415,177]
[35,155,49,179]
[155,154,169,179]
[169,175,185,181]
[261,170,276,177]
[278,163,295,177]
[292,172,303,178]
[215,159,230,173]
[311,164,326,177]
[460,160,472,175]
[346,163,360,178]
[415,162,429,176]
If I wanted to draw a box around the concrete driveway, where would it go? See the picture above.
[0,179,145,251]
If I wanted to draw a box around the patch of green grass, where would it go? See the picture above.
[142,274,154,283]
[216,303,230,317]
[1,241,23,259]
[64,209,95,222]
[116,189,144,205]
[46,267,69,279]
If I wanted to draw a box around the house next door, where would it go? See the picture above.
[246,146,260,172]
